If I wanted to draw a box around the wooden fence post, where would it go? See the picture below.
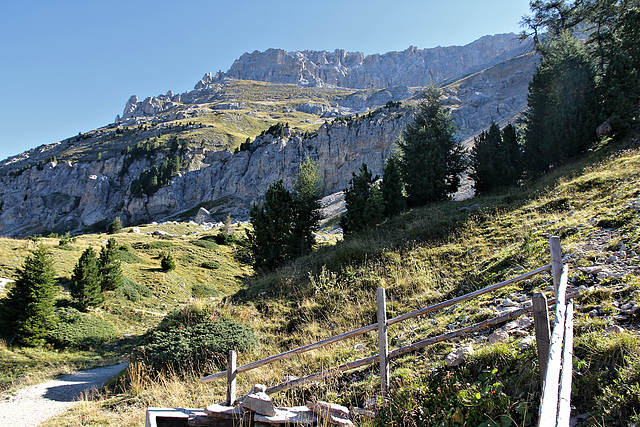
[227,350,237,405]
[549,236,562,295]
[532,293,551,383]
[377,287,389,400]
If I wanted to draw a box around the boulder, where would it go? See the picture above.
[241,391,277,417]
[445,344,474,366]
[194,207,211,224]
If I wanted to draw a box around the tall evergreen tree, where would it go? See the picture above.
[398,86,467,207]
[99,238,122,291]
[523,31,599,174]
[341,164,384,235]
[381,152,405,218]
[0,246,57,346]
[291,156,323,257]
[70,247,103,311]
[471,122,523,194]
[248,180,295,270]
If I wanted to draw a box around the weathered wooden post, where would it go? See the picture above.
[227,350,237,406]
[549,236,562,295]
[532,293,551,383]
[377,287,389,399]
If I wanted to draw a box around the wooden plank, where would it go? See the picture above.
[226,350,237,406]
[557,301,574,427]
[550,236,563,296]
[533,293,551,382]
[538,265,569,426]
[201,264,554,383]
[386,264,553,327]
[377,287,389,399]
[266,300,554,395]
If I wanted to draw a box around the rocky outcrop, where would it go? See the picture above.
[214,34,532,89]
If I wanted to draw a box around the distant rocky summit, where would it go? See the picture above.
[215,34,532,89]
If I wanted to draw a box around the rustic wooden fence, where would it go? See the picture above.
[200,236,574,424]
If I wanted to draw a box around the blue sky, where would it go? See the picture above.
[0,0,531,161]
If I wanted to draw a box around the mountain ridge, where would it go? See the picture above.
[0,34,537,237]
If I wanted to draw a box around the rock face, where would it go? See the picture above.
[0,34,538,237]
[216,34,532,89]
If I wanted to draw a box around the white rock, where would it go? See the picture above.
[445,344,474,367]
[517,335,535,350]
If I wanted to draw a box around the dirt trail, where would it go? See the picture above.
[0,362,128,427]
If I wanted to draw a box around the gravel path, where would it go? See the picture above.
[0,362,128,427]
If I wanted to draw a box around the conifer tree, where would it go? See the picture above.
[523,31,598,174]
[341,164,384,235]
[248,180,295,270]
[0,246,57,346]
[471,122,523,194]
[381,152,405,218]
[99,238,122,291]
[70,247,103,310]
[399,86,467,207]
[291,156,323,257]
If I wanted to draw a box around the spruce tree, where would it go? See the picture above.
[0,246,57,346]
[341,164,384,235]
[291,156,323,257]
[399,86,467,207]
[471,122,523,194]
[523,31,598,174]
[248,180,295,270]
[99,238,122,291]
[381,152,405,218]
[70,247,103,311]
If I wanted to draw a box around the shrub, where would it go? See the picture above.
[107,217,123,234]
[116,277,152,302]
[160,252,176,271]
[192,239,219,250]
[49,308,119,349]
[213,233,239,245]
[132,304,256,373]
[201,261,220,270]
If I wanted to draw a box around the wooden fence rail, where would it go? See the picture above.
[199,236,575,425]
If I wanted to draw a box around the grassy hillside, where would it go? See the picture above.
[1,136,639,426]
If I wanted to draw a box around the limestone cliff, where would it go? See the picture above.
[0,36,538,237]
[214,34,532,89]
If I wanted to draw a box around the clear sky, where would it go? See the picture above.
[0,0,532,161]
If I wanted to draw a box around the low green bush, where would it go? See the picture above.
[192,239,219,250]
[214,233,240,245]
[49,308,120,349]
[116,277,152,302]
[132,304,256,373]
[201,261,220,270]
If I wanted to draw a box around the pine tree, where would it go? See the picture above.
[291,156,323,257]
[523,31,599,174]
[0,246,57,346]
[108,216,123,234]
[70,247,103,311]
[248,180,296,270]
[99,238,122,291]
[399,86,467,207]
[471,122,523,194]
[341,164,384,235]
[381,152,405,218]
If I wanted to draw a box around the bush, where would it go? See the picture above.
[107,217,123,234]
[214,233,239,245]
[49,308,119,349]
[116,277,152,302]
[160,252,176,271]
[201,261,220,270]
[132,304,256,373]
[192,239,219,250]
